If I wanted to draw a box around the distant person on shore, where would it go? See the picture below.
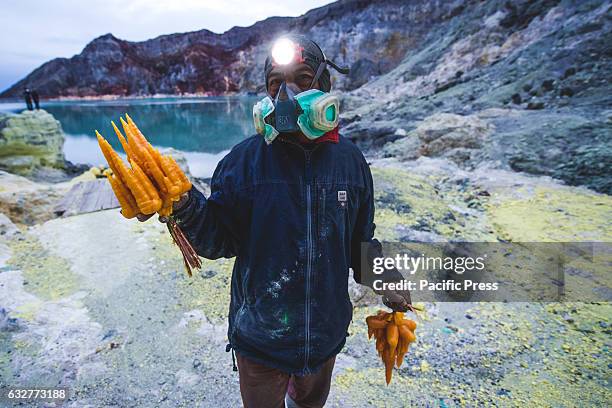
[23,88,33,110]
[32,89,40,110]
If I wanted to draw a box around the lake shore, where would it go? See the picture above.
[0,92,257,104]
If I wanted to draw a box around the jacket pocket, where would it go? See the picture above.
[320,183,353,239]
[230,267,251,341]
[231,302,247,340]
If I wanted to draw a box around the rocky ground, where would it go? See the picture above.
[0,1,610,405]
[0,155,610,407]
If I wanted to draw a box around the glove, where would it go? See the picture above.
[381,288,412,312]
[136,191,190,223]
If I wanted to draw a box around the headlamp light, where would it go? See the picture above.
[271,38,298,66]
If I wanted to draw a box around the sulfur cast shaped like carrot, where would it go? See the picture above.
[95,115,200,276]
[366,310,418,384]
[96,130,161,215]
[125,114,189,199]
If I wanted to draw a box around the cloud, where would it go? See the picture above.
[0,0,333,92]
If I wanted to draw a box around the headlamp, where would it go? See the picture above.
[271,38,299,66]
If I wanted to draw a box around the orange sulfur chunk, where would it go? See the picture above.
[125,114,191,200]
[97,130,162,215]
[96,116,192,217]
[97,131,138,218]
[107,174,139,219]
[366,310,418,384]
[120,117,173,196]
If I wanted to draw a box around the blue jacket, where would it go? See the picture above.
[174,134,385,375]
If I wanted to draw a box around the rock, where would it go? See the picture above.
[541,79,555,92]
[30,161,90,183]
[397,225,447,242]
[200,270,217,279]
[0,110,66,176]
[347,59,381,90]
[0,308,20,332]
[382,135,421,161]
[526,101,545,110]
[1,0,428,97]
[348,276,380,307]
[414,113,492,162]
[443,147,475,164]
[563,67,576,79]
[336,1,610,195]
[0,213,20,237]
[511,93,522,104]
[0,156,35,173]
[0,170,70,225]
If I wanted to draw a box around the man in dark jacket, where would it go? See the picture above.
[139,35,411,408]
[32,90,40,110]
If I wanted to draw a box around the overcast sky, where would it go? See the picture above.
[0,0,334,92]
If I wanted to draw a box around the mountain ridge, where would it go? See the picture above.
[1,0,407,97]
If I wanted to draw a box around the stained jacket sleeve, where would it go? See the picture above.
[172,157,241,259]
[350,157,404,290]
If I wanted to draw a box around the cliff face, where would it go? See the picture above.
[3,0,609,101]
[1,0,454,97]
[340,0,611,194]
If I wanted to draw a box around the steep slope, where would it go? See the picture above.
[341,0,611,193]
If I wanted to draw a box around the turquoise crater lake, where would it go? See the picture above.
[0,96,257,178]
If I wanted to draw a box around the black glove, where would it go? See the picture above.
[381,287,412,312]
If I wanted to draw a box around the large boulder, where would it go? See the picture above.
[383,113,493,164]
[382,133,422,161]
[411,113,492,156]
[0,170,70,225]
[0,110,66,175]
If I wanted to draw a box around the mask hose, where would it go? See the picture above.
[310,61,327,89]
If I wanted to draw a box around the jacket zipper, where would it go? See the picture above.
[304,153,313,374]
[320,188,326,238]
[278,138,321,375]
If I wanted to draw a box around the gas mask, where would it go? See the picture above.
[254,36,349,144]
[253,84,340,144]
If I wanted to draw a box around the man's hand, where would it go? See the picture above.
[135,192,190,223]
[172,191,191,212]
[136,213,154,222]
[381,288,412,313]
